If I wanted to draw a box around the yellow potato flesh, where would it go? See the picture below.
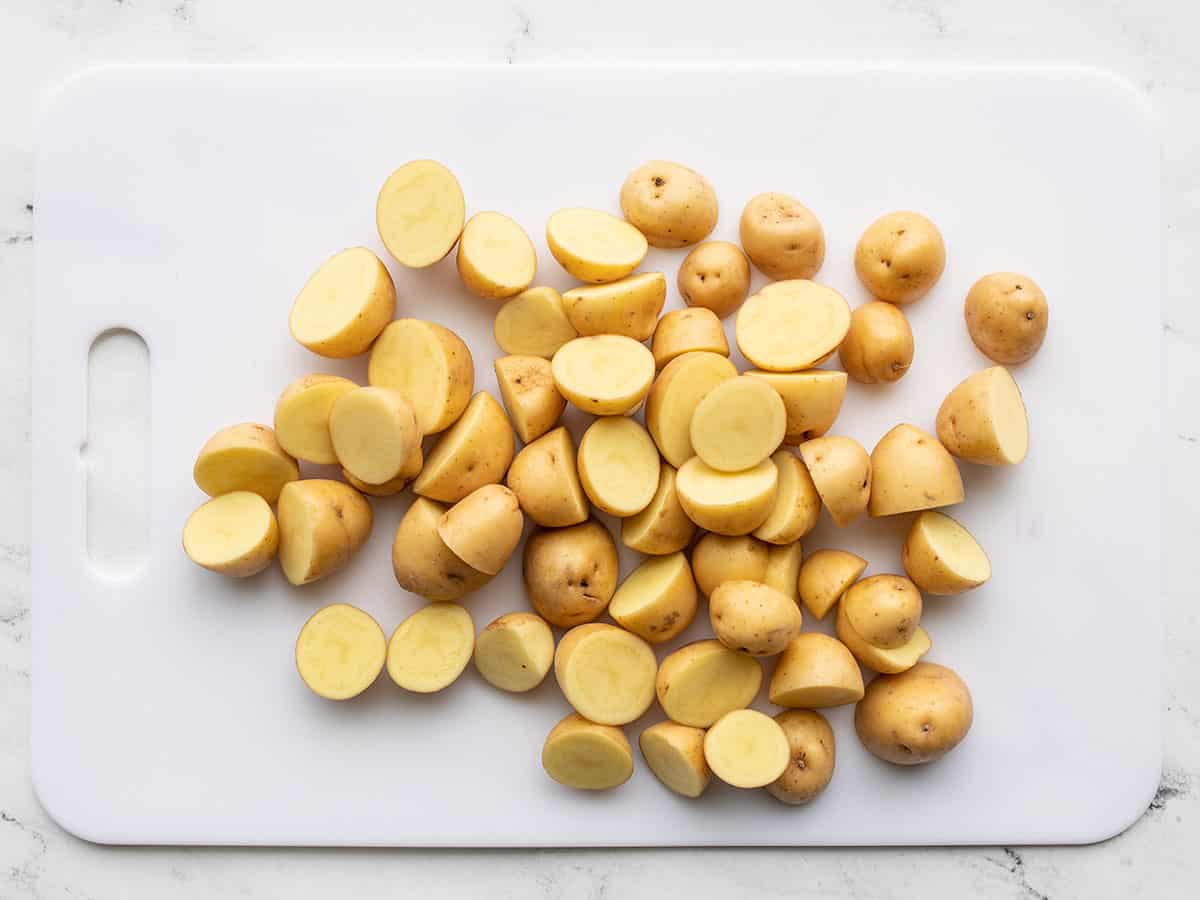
[645,351,738,467]
[621,465,696,556]
[675,457,778,536]
[735,280,851,371]
[555,624,657,725]
[902,511,991,595]
[329,387,421,485]
[493,286,578,358]
[193,423,299,503]
[273,375,357,465]
[690,377,786,472]
[836,603,931,674]
[639,722,710,798]
[412,392,514,503]
[704,709,790,788]
[288,247,395,358]
[340,443,422,497]
[743,370,847,445]
[937,366,1029,465]
[386,602,475,693]
[182,491,278,577]
[546,207,648,283]
[457,211,537,300]
[656,640,762,727]
[768,633,864,708]
[474,613,555,693]
[754,451,820,544]
[542,714,634,790]
[368,319,474,435]
[551,335,655,416]
[376,159,465,268]
[798,549,867,619]
[494,354,566,444]
[608,552,697,643]
[577,416,660,517]
[277,479,372,586]
[561,272,667,341]
[763,541,804,604]
[295,603,387,700]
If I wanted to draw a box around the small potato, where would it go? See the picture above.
[555,623,657,725]
[542,713,634,791]
[839,301,914,384]
[368,319,474,435]
[562,272,667,341]
[341,443,422,496]
[854,662,973,765]
[766,710,836,805]
[743,370,847,445]
[506,427,589,528]
[546,208,648,283]
[842,575,923,650]
[493,286,578,358]
[277,479,372,586]
[273,374,357,465]
[456,211,536,300]
[494,355,565,445]
[769,633,864,708]
[854,211,946,305]
[436,484,524,575]
[656,640,763,728]
[523,520,618,628]
[376,159,465,268]
[736,280,851,372]
[329,386,422,485]
[689,376,786,472]
[709,580,802,657]
[836,602,931,674]
[413,392,514,504]
[868,424,963,517]
[763,541,804,604]
[295,603,386,700]
[691,533,769,597]
[676,457,779,536]
[936,366,1029,465]
[620,160,718,248]
[739,192,825,281]
[473,612,555,693]
[608,552,698,643]
[392,498,493,602]
[902,511,991,595]
[754,450,821,544]
[194,423,299,503]
[798,435,871,527]
[288,247,395,358]
[386,602,475,693]
[645,351,738,467]
[577,416,661,517]
[677,241,751,319]
[621,465,697,556]
[704,709,790,789]
[639,722,711,798]
[551,335,655,416]
[182,491,278,577]
[965,272,1048,364]
[798,548,867,619]
[651,307,729,369]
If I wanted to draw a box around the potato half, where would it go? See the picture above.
[295,603,386,700]
[474,612,555,693]
[704,709,790,789]
[523,520,618,628]
[798,435,871,526]
[736,280,851,372]
[329,386,422,485]
[768,633,864,708]
[798,548,867,619]
[542,713,634,790]
[854,662,973,765]
[288,247,396,358]
[392,497,494,602]
[902,511,991,595]
[577,416,661,517]
[506,426,588,527]
[555,623,657,725]
[493,286,578,358]
[368,318,474,435]
[376,159,465,268]
[652,307,729,370]
[562,272,667,341]
[690,376,786,472]
[494,355,566,445]
[546,208,648,283]
[456,211,536,300]
[936,366,1029,465]
[277,479,372,586]
[436,484,524,575]
[676,457,779,536]
[739,192,826,281]
[754,450,821,544]
[656,640,763,728]
[341,443,422,496]
[551,335,655,416]
[620,160,718,248]
[677,240,751,319]
[387,602,475,693]
[743,370,847,445]
[639,721,711,798]
[965,272,1048,365]
[645,350,738,467]
[691,533,769,597]
[854,211,946,305]
[609,552,698,643]
[182,491,278,577]
[836,602,931,674]
[766,710,836,805]
[868,424,964,517]
[709,580,802,657]
[273,374,357,465]
[193,423,299,503]
[763,541,804,604]
[842,574,923,650]
[413,392,514,504]
[621,465,697,556]
[839,301,914,384]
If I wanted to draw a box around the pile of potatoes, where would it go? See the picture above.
[183,157,1045,802]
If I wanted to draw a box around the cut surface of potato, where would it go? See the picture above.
[743,370,847,445]
[456,211,537,300]
[523,520,618,627]
[368,319,474,435]
[436,484,524,575]
[936,366,1029,465]
[676,456,778,536]
[493,286,578,358]
[546,207,648,283]
[651,307,729,369]
[273,374,357,465]
[704,709,790,789]
[562,272,667,341]
[709,580,803,657]
[386,602,475,693]
[577,416,661,517]
[392,498,493,602]
[506,426,589,527]
[621,465,697,556]
[798,435,872,527]
[182,491,278,577]
[739,192,826,281]
[836,602,931,674]
[608,552,698,643]
[329,386,422,485]
[691,533,769,597]
[542,713,634,790]
[768,633,864,708]
[341,443,421,497]
[413,392,514,504]
[763,541,804,604]
[639,722,711,798]
[473,612,555,693]
[494,355,566,444]
[754,450,821,544]
[277,479,372,586]
[295,603,386,700]
[656,640,763,727]
[645,350,738,467]
[555,623,657,725]
[766,709,836,805]
[842,574,923,650]
[902,511,991,595]
[868,424,964,517]
[689,376,786,472]
[376,159,465,268]
[194,423,299,503]
[551,335,655,416]
[735,280,851,371]
[288,247,396,358]
[798,548,867,619]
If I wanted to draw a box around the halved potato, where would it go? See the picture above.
[494,355,566,444]
[392,497,493,602]
[577,416,660,517]
[836,602,931,674]
[709,580,802,657]
[523,520,618,627]
[645,351,738,467]
[493,286,578,358]
[329,386,422,485]
[842,574,923,650]
[768,633,864,708]
[413,392,514,504]
[735,280,851,372]
[193,423,299,503]
[341,443,422,496]
[689,376,786,472]
[651,307,729,369]
[386,602,475,693]
[691,533,769,597]
[473,612,555,693]
[754,450,821,544]
[743,370,847,445]
[704,709,790,789]
[551,335,655,416]
[288,247,396,358]
[656,640,763,727]
[797,436,871,526]
[376,159,465,268]
[639,722,711,798]
[506,426,589,528]
[277,479,372,586]
[608,552,698,643]
[676,457,778,536]
[546,207,648,283]
[562,272,667,341]
[554,623,657,725]
[182,491,278,577]
[436,484,524,575]
[798,548,867,619]
[542,713,634,790]
[901,511,991,595]
[273,374,357,465]
[621,465,697,556]
[295,603,386,700]
[763,541,804,604]
[868,424,964,517]
[456,211,536,300]
[368,319,474,434]
[766,710,836,805]
[936,366,1029,465]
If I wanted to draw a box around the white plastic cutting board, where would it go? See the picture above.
[32,64,1162,846]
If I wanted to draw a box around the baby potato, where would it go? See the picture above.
[797,435,872,527]
[639,722,711,798]
[754,450,821,544]
[608,552,698,643]
[936,366,1029,465]
[836,602,931,674]
[273,374,357,465]
[295,603,386,700]
[854,662,973,765]
[798,548,867,619]
[546,207,648,283]
[193,423,299,503]
[413,392,514,504]
[542,713,634,791]
[763,541,804,604]
[577,416,661,517]
[620,160,718,248]
[854,211,946,305]
[493,286,578,358]
[645,351,738,467]
[736,280,852,372]
[277,479,372,586]
[341,443,422,496]
[689,376,787,473]
[656,640,763,728]
[739,192,826,281]
[436,484,524,576]
[288,247,396,358]
[691,533,769,597]
[704,709,790,789]
[676,457,779,536]
[766,710,836,805]
[182,491,278,577]
[839,301,914,384]
[677,241,751,319]
[902,511,991,595]
[494,355,566,445]
[965,272,1048,364]
[651,307,729,369]
[562,272,667,341]
[368,318,474,435]
[709,580,803,657]
[506,426,589,527]
[456,211,536,300]
[386,602,475,693]
[841,575,922,650]
[473,612,555,693]
[523,520,618,627]
[376,159,465,268]
[329,386,422,486]
[769,633,864,709]
[621,465,697,556]
[743,370,847,445]
[868,424,964,517]
[392,498,493,602]
[551,335,655,416]
[555,623,657,725]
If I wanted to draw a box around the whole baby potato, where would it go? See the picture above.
[523,520,619,628]
[739,192,825,281]
[677,241,752,319]
[620,160,718,248]
[964,272,1048,364]
[709,580,802,657]
[854,211,946,305]
[839,301,914,384]
[854,662,974,765]
[765,709,837,805]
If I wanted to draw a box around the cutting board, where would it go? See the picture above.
[32,64,1162,846]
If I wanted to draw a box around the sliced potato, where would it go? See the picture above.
[386,602,475,693]
[763,541,804,604]
[798,435,871,527]
[288,247,396,358]
[735,280,851,372]
[645,350,738,467]
[273,374,357,464]
[551,335,655,416]
[766,710,836,805]
[689,376,786,472]
[842,574,923,650]
[656,640,763,727]
[562,272,667,341]
[901,511,991,595]
[329,386,422,485]
[376,159,465,268]
[676,456,778,536]
[523,520,618,628]
[839,300,914,384]
[542,713,634,790]
[836,602,931,674]
[704,709,790,789]
[798,548,867,619]
[768,633,864,708]
[854,210,946,305]
[392,497,493,602]
[691,533,769,597]
[743,370,847,445]
[506,426,589,528]
[473,612,555,693]
[494,355,566,444]
[577,416,661,517]
[546,207,648,283]
[709,580,802,657]
[194,423,299,503]
[621,465,697,556]
[341,443,422,496]
[368,319,474,435]
[754,450,821,544]
[620,160,718,248]
[436,484,524,575]
[554,623,657,725]
[413,392,514,504]
[639,722,711,798]
[295,603,386,700]
[456,211,536,300]
[277,479,372,586]
[609,552,698,643]
[493,286,578,358]
[677,240,752,319]
[182,491,278,577]
[651,307,729,369]
[868,424,964,517]
[936,366,1029,465]
[739,192,825,281]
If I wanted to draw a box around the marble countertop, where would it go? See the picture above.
[1,0,1196,896]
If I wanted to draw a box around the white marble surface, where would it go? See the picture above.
[0,0,1196,896]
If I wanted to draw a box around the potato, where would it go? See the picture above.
[936,366,1029,465]
[691,533,768,597]
[645,351,738,467]
[842,574,923,650]
[677,241,751,319]
[577,416,660,517]
[295,603,386,700]
[689,376,786,472]
[965,272,1049,364]
[368,319,474,434]
[736,280,852,372]
[277,479,372,586]
[505,432,588,531]
[608,552,698,643]
[836,602,931,674]
[542,713,634,790]
[546,207,648,283]
[555,623,657,725]
[376,159,465,268]
[551,335,655,416]
[386,602,475,693]
[473,612,555,693]
[738,192,825,280]
[436,484,524,575]
[493,286,578,358]
[798,548,866,619]
[676,457,778,536]
[329,386,422,485]
[656,640,763,727]
[709,580,803,657]
[704,709,790,789]
[494,355,566,444]
[562,272,667,341]
[743,370,847,445]
[769,633,864,708]
[273,374,357,464]
[868,424,964,517]
[753,450,821,544]
[854,211,946,305]
[621,465,697,556]
[763,541,804,604]
[523,520,618,627]
[797,435,871,526]
[288,247,396,358]
[392,498,493,602]
[182,491,278,577]
[413,392,514,504]
[839,301,914,384]
[639,722,711,798]
[193,423,299,503]
[854,662,973,765]
[456,211,536,300]
[651,307,729,369]
[620,160,718,248]
[902,511,991,595]
[766,710,836,805]
[341,443,422,496]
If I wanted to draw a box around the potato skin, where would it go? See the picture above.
[620,160,718,248]
[621,465,697,556]
[506,426,589,528]
[277,479,373,586]
[523,520,618,627]
[412,392,515,504]
[854,662,973,765]
[436,484,524,576]
[193,423,299,503]
[709,580,802,657]
[868,424,963,518]
[766,710,836,805]
[965,272,1048,364]
[841,574,923,650]
[652,307,729,369]
[692,533,769,597]
[798,435,871,527]
[854,211,945,305]
[797,548,867,620]
[839,301,914,384]
[935,366,1029,466]
[677,241,751,319]
[493,355,566,445]
[739,192,825,280]
[392,497,493,602]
